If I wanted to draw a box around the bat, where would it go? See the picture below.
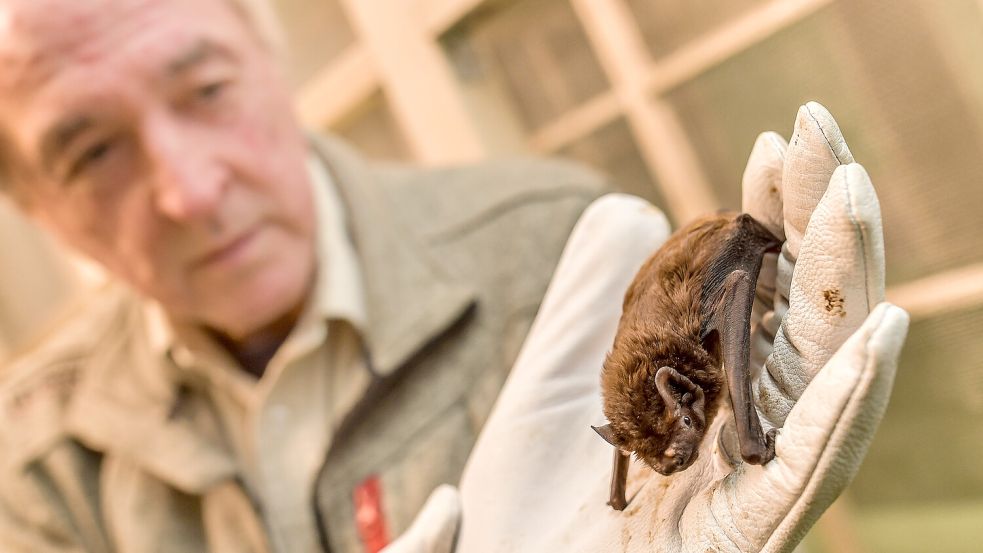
[592,212,780,510]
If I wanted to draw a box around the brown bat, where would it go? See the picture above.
[592,212,780,510]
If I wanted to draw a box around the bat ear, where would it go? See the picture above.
[591,424,618,447]
[690,387,706,426]
[655,366,700,410]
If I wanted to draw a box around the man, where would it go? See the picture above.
[0,0,605,550]
[0,1,910,552]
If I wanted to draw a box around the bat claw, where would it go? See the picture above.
[763,428,778,464]
[738,428,778,465]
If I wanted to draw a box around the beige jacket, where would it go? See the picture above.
[0,135,607,552]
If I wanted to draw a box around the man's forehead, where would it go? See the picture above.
[0,0,154,57]
[0,0,235,88]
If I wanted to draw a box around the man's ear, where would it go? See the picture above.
[591,424,618,447]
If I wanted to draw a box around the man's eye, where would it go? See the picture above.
[67,139,114,179]
[196,81,228,102]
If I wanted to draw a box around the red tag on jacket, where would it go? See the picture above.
[354,475,390,553]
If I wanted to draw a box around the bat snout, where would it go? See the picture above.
[649,449,698,475]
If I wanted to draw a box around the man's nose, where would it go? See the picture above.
[143,114,227,221]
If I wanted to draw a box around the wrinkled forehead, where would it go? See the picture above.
[0,0,242,93]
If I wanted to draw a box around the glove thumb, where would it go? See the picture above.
[761,302,908,551]
[683,303,907,552]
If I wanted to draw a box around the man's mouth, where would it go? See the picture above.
[193,225,263,269]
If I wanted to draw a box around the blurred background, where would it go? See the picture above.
[2,0,982,551]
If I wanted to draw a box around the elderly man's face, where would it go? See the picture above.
[0,0,316,338]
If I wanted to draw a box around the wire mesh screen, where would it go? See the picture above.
[853,304,983,505]
[625,0,770,60]
[664,0,983,286]
[442,0,672,207]
[556,117,670,217]
[445,0,610,132]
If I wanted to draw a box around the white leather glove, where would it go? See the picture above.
[381,485,461,553]
[457,103,909,552]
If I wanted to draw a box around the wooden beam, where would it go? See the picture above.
[419,0,489,36]
[340,0,486,164]
[524,0,835,177]
[527,91,621,153]
[570,0,718,222]
[887,263,983,320]
[645,0,835,94]
[294,45,379,129]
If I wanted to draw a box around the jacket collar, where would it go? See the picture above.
[65,289,239,494]
[309,134,476,376]
[62,135,475,493]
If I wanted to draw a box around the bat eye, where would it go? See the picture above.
[682,416,692,427]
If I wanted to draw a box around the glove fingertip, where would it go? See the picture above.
[430,484,462,509]
[836,163,879,216]
[783,102,853,258]
[761,130,790,157]
[866,302,910,363]
[742,132,787,238]
[828,163,886,306]
[384,485,462,553]
[803,101,855,165]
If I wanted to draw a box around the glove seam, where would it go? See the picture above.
[804,104,848,165]
[841,169,872,315]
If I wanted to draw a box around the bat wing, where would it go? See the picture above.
[699,214,780,464]
[698,213,781,337]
